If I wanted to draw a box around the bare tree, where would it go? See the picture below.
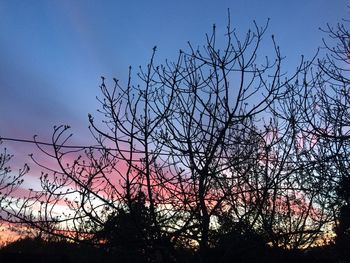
[153,19,318,256]
[0,140,29,228]
[300,18,350,259]
[1,16,343,262]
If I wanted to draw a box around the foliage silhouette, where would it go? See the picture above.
[94,191,174,262]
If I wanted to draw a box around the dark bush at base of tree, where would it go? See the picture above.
[0,237,98,263]
[0,237,343,263]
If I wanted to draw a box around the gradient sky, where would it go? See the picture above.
[0,0,349,161]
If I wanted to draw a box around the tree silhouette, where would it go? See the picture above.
[316,19,350,260]
[2,15,350,263]
[94,191,161,262]
[0,141,28,227]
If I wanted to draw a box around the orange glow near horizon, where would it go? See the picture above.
[0,224,23,247]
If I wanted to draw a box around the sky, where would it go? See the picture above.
[0,0,349,163]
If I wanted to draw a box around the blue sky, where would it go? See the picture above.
[0,0,348,148]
